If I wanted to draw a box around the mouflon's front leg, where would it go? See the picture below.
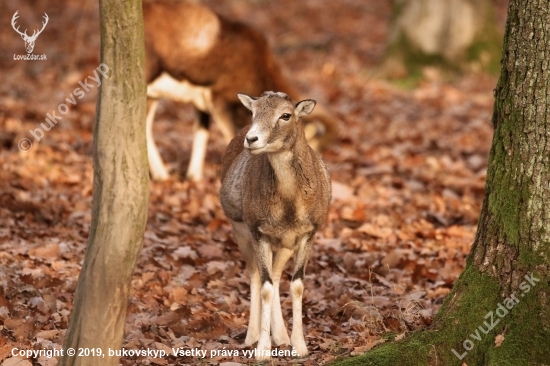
[270,248,293,346]
[255,240,274,361]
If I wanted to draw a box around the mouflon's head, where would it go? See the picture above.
[237,91,316,154]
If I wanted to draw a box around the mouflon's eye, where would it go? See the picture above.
[280,113,292,121]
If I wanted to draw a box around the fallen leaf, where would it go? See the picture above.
[2,357,33,366]
[394,332,406,341]
[350,338,385,355]
[28,243,61,259]
[171,246,198,260]
[35,330,59,341]
[357,223,393,239]
[331,181,354,201]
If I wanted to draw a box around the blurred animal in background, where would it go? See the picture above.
[143,0,338,181]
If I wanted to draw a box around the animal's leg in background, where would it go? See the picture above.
[146,98,169,181]
[270,248,293,346]
[186,110,210,181]
[290,238,312,357]
[209,101,237,144]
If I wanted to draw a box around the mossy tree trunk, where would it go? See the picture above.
[385,0,502,76]
[58,1,148,365]
[332,1,550,365]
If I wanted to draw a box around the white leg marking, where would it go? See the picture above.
[186,126,209,181]
[146,99,170,181]
[290,279,308,357]
[270,248,293,346]
[256,281,274,361]
[245,268,261,346]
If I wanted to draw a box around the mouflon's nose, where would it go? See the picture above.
[246,136,258,145]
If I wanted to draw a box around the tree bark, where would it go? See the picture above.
[58,1,148,365]
[384,0,502,76]
[332,1,550,365]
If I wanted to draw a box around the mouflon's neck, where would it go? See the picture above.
[267,135,311,198]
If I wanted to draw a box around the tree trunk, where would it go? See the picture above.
[58,1,148,365]
[384,0,502,77]
[332,1,550,365]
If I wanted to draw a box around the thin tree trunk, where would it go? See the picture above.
[58,0,148,365]
[332,1,550,364]
[385,0,502,76]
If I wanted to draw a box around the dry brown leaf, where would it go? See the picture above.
[394,332,406,341]
[154,342,173,354]
[197,244,223,259]
[170,287,188,304]
[351,338,386,355]
[2,357,33,366]
[357,223,393,239]
[171,246,198,260]
[36,356,59,366]
[142,271,156,283]
[381,250,402,268]
[426,287,451,299]
[35,329,59,340]
[151,357,168,365]
[331,181,354,201]
[206,261,227,274]
[28,243,61,259]
[3,318,35,340]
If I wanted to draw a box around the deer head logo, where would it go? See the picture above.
[11,11,49,54]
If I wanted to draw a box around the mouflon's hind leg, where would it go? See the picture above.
[290,237,313,358]
[209,99,237,144]
[231,222,261,345]
[186,111,210,181]
[146,98,170,181]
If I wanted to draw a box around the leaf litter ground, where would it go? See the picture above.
[0,0,504,364]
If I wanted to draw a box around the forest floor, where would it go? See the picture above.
[0,0,506,365]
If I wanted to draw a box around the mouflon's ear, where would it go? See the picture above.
[237,93,257,111]
[295,99,316,117]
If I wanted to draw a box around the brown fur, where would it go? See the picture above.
[143,0,337,148]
